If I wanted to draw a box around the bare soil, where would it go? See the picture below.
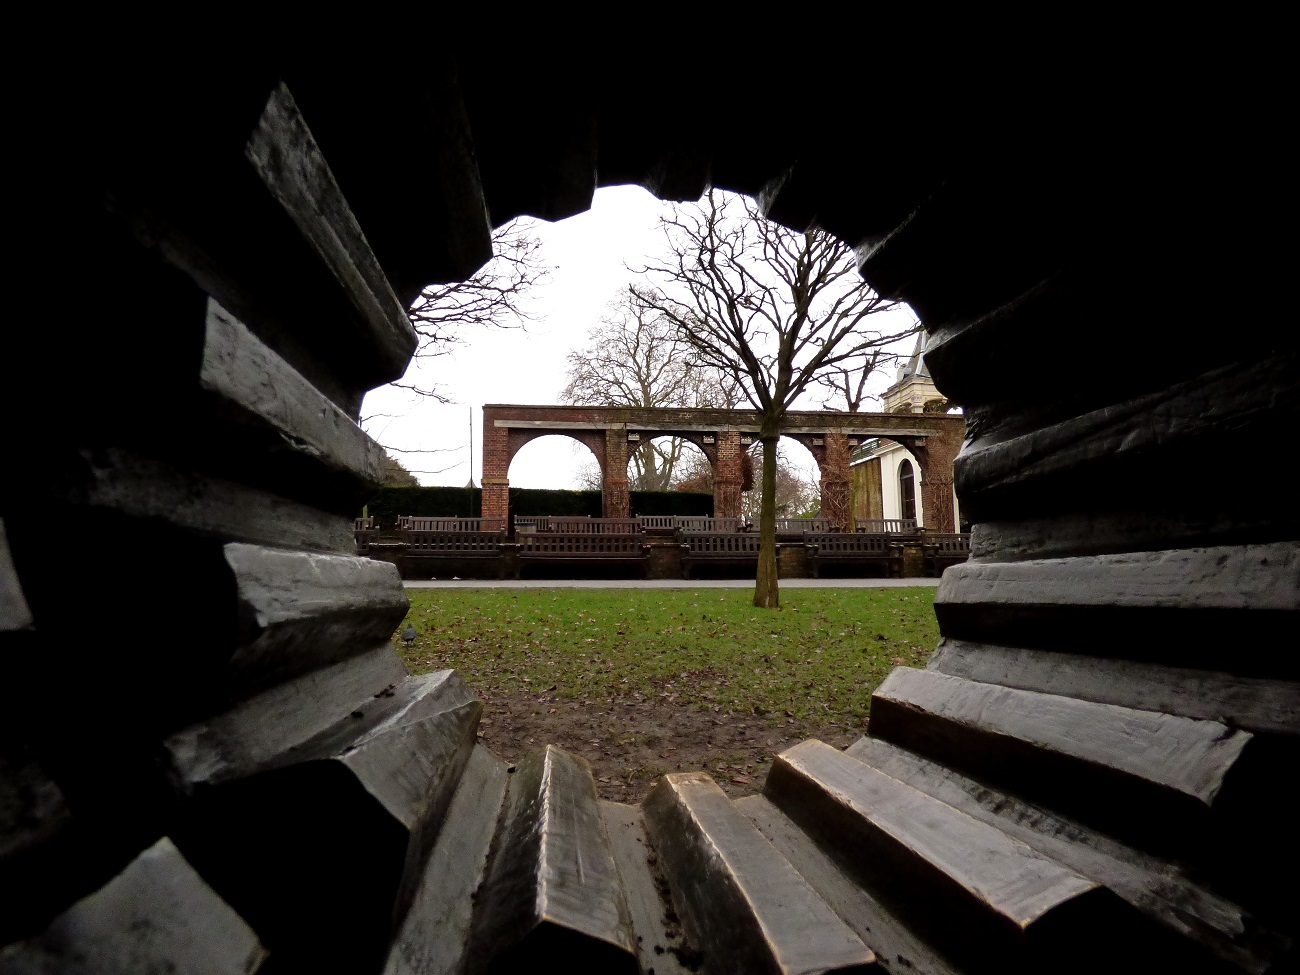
[474,688,863,803]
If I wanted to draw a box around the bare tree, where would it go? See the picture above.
[673,443,816,523]
[392,220,549,401]
[560,294,740,490]
[632,188,915,608]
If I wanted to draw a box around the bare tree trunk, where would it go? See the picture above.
[753,435,780,609]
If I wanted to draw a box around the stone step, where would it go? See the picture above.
[469,744,638,974]
[868,668,1257,858]
[600,800,699,975]
[846,736,1290,975]
[383,744,511,975]
[764,739,1133,974]
[171,671,481,974]
[933,544,1300,677]
[0,836,266,975]
[643,770,877,975]
[735,794,964,975]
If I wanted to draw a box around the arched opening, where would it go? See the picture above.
[898,457,917,524]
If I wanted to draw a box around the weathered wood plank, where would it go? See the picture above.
[470,745,638,973]
[383,744,509,975]
[928,639,1300,736]
[736,795,963,975]
[643,771,877,975]
[57,447,354,553]
[869,668,1257,858]
[174,673,480,973]
[847,736,1290,975]
[933,543,1300,674]
[245,82,415,383]
[222,542,408,693]
[0,837,265,974]
[0,519,32,632]
[600,801,697,975]
[764,740,1131,974]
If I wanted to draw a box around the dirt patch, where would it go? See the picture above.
[474,688,863,803]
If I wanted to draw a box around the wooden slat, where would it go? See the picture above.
[765,740,1132,973]
[928,638,1300,736]
[174,674,482,973]
[847,736,1290,975]
[222,543,408,694]
[643,771,876,975]
[869,668,1255,852]
[383,745,510,975]
[599,801,697,975]
[736,795,964,975]
[0,837,266,974]
[469,745,638,973]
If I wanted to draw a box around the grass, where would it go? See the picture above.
[397,587,939,727]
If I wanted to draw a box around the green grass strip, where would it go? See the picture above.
[398,587,939,726]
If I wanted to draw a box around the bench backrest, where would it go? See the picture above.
[923,533,972,555]
[354,516,377,552]
[400,516,506,533]
[403,529,505,554]
[775,517,834,532]
[517,533,648,555]
[681,532,763,555]
[855,518,917,534]
[548,518,642,534]
[674,517,742,533]
[806,532,897,555]
[636,515,678,529]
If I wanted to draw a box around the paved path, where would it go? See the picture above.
[404,577,941,590]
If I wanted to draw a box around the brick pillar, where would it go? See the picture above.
[713,429,744,519]
[602,428,630,518]
[820,430,852,530]
[481,416,510,524]
[907,424,962,533]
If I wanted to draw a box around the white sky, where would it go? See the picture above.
[360,185,919,490]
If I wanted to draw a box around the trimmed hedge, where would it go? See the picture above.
[363,486,714,527]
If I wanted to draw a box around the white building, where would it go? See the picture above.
[850,337,964,530]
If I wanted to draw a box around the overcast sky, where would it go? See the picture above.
[360,185,919,490]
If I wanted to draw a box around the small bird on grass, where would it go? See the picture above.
[401,623,418,643]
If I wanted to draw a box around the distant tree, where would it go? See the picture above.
[560,293,740,490]
[392,220,549,401]
[632,189,915,608]
[670,443,815,522]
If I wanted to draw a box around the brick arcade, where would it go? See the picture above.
[481,404,964,530]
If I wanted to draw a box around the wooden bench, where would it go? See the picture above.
[804,532,902,579]
[402,530,507,577]
[855,518,917,535]
[354,516,377,554]
[923,533,972,576]
[548,518,642,534]
[636,515,678,532]
[674,516,742,533]
[515,533,650,578]
[400,516,506,533]
[679,532,764,578]
[775,517,835,533]
[513,515,553,533]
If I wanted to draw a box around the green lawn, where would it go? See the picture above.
[397,587,939,727]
